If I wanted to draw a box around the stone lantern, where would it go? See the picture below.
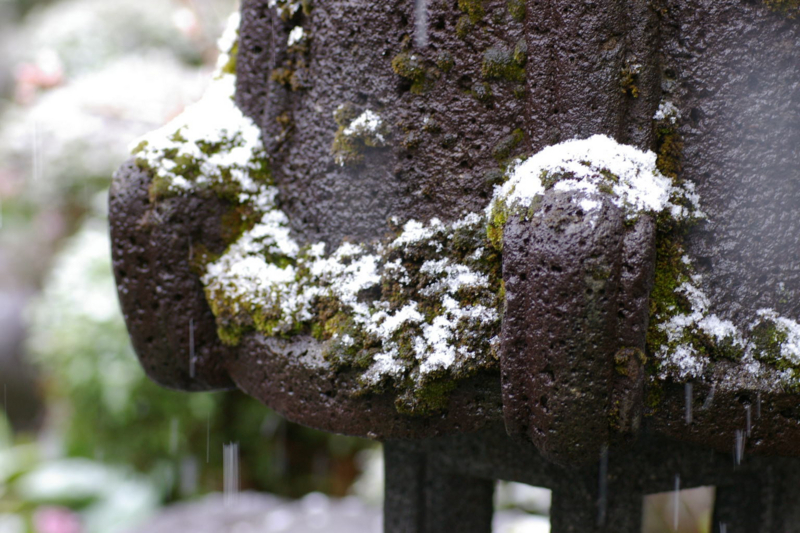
[110,0,800,530]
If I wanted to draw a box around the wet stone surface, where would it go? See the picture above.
[111,0,800,465]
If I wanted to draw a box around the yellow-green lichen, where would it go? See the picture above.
[456,15,474,39]
[620,65,641,98]
[492,128,525,163]
[507,0,526,21]
[391,52,438,94]
[765,0,800,17]
[482,46,526,83]
[472,82,493,102]
[221,41,238,75]
[330,105,389,165]
[458,0,485,23]
[436,51,455,73]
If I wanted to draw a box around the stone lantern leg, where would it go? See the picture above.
[110,0,800,531]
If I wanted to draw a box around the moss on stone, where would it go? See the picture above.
[395,377,457,415]
[482,46,526,82]
[436,51,454,73]
[492,128,525,163]
[221,41,238,75]
[391,52,437,94]
[455,15,474,39]
[507,0,526,21]
[487,198,508,251]
[458,0,485,23]
[513,39,528,66]
[751,319,790,365]
[471,82,493,102]
[764,0,800,17]
[620,65,641,98]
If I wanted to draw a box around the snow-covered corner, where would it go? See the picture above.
[128,11,267,201]
[490,134,700,222]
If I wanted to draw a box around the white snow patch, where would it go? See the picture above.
[653,101,681,124]
[342,109,386,144]
[287,26,305,46]
[755,309,800,366]
[492,134,698,220]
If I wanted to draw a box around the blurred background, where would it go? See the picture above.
[0,0,710,531]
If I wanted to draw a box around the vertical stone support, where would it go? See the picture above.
[383,441,495,533]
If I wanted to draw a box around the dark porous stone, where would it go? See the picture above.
[111,0,800,472]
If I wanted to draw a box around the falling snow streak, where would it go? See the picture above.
[31,118,42,182]
[735,430,745,466]
[189,318,196,378]
[223,442,240,505]
[685,382,693,424]
[701,382,716,410]
[745,404,752,437]
[673,474,680,531]
[206,414,210,463]
[597,444,609,526]
[415,0,428,48]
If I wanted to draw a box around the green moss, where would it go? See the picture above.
[507,0,526,21]
[221,41,239,75]
[391,52,437,94]
[395,378,457,415]
[458,0,485,23]
[645,223,692,357]
[765,0,800,17]
[270,67,295,87]
[751,320,789,365]
[644,381,664,412]
[436,51,454,73]
[483,168,505,187]
[481,47,526,82]
[330,104,388,166]
[620,65,641,98]
[614,348,646,377]
[220,204,259,244]
[487,198,508,251]
[455,15,474,39]
[655,127,683,180]
[492,128,525,162]
[513,39,528,66]
[471,82,493,102]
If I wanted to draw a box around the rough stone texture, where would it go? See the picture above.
[500,192,653,464]
[110,0,800,466]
